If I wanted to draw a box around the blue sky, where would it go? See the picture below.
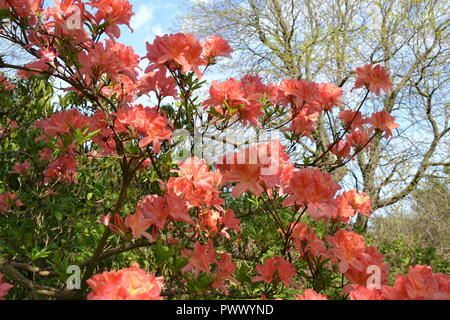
[120,0,185,57]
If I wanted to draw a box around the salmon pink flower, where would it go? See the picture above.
[0,273,13,300]
[291,222,316,245]
[33,109,89,143]
[90,0,134,39]
[101,75,139,104]
[346,129,372,151]
[0,192,23,215]
[145,33,207,79]
[98,213,129,238]
[181,240,218,274]
[0,74,15,91]
[326,229,367,273]
[136,192,192,228]
[199,208,222,234]
[203,79,249,118]
[44,154,78,184]
[87,263,164,300]
[222,161,263,197]
[343,190,372,216]
[317,82,343,111]
[115,104,172,152]
[220,209,241,238]
[198,207,240,239]
[202,35,233,63]
[338,110,367,131]
[136,194,169,229]
[283,168,341,220]
[78,40,140,82]
[165,191,194,225]
[369,111,399,138]
[125,211,153,242]
[298,289,328,300]
[252,256,297,288]
[203,75,271,126]
[240,74,271,99]
[216,140,293,197]
[334,190,372,223]
[353,64,392,96]
[343,246,390,289]
[3,0,42,24]
[167,157,222,208]
[290,223,328,264]
[329,140,352,159]
[327,230,390,289]
[274,79,297,105]
[286,108,319,139]
[211,253,239,295]
[44,0,90,43]
[139,70,177,99]
[88,110,117,155]
[381,265,450,300]
[349,285,385,300]
[252,257,276,284]
[9,161,33,175]
[276,79,320,107]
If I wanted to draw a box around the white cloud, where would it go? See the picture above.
[130,4,153,31]
[143,24,165,43]
[151,24,164,36]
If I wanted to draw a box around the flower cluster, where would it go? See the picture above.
[350,265,450,300]
[0,74,15,91]
[298,289,329,300]
[87,263,164,300]
[181,240,239,295]
[203,75,271,126]
[333,190,372,223]
[291,222,328,264]
[78,40,140,83]
[90,0,134,39]
[115,104,172,151]
[9,161,33,176]
[0,273,13,300]
[202,35,233,63]
[382,265,450,300]
[44,154,79,184]
[215,140,293,197]
[329,109,400,159]
[252,256,298,288]
[327,230,390,291]
[283,168,341,220]
[145,33,232,79]
[353,64,392,96]
[126,157,240,242]
[0,192,23,215]
[33,109,89,145]
[138,70,178,101]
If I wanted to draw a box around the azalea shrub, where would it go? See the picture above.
[0,0,449,301]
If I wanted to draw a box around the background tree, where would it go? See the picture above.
[368,174,450,276]
[178,0,450,230]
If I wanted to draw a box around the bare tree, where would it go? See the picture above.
[178,0,450,230]
[370,175,450,264]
